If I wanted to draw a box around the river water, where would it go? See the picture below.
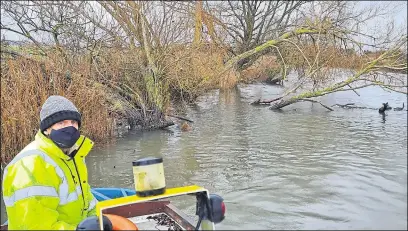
[1,81,407,229]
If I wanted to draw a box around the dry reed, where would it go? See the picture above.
[1,44,232,166]
[1,41,377,166]
[162,44,229,100]
[1,55,114,166]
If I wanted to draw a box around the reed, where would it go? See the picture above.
[0,55,114,166]
[0,44,231,166]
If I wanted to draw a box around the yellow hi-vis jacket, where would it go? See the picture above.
[2,130,98,230]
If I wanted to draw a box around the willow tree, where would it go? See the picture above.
[214,0,307,65]
[97,1,170,111]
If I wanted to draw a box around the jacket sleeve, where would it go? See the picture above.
[2,155,77,230]
[86,183,98,217]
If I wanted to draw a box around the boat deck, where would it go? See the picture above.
[101,200,197,231]
[129,213,184,231]
[0,186,209,231]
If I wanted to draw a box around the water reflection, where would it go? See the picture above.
[380,112,386,123]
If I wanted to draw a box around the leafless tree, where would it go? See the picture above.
[210,0,307,67]
[2,0,405,112]
[217,1,407,109]
[1,1,119,59]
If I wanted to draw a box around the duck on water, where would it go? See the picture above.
[379,102,406,113]
[379,102,392,113]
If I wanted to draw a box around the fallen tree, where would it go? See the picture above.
[268,40,407,110]
[218,2,408,111]
[242,39,406,111]
[231,27,407,111]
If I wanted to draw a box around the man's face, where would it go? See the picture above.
[44,119,79,135]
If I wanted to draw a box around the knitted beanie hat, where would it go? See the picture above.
[40,95,82,132]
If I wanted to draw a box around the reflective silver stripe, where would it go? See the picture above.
[88,196,98,210]
[3,186,58,206]
[3,148,79,205]
[66,185,81,204]
[76,185,82,196]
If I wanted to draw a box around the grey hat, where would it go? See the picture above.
[40,95,82,132]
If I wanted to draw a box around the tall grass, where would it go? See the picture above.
[0,54,114,166]
[162,44,229,100]
[0,44,230,166]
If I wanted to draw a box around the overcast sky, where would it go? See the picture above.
[360,1,407,30]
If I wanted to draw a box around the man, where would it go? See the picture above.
[2,95,98,230]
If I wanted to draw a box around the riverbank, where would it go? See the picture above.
[1,42,405,167]
[0,44,229,166]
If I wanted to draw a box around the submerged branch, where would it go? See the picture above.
[300,99,333,111]
[166,114,194,123]
[250,96,283,105]
[347,84,361,96]
[331,103,378,110]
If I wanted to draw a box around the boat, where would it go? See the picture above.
[1,157,225,230]
[0,188,134,230]
[0,185,225,230]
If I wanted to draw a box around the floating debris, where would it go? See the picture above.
[147,214,183,231]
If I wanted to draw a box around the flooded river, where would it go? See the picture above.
[1,82,407,229]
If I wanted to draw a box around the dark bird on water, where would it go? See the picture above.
[379,102,391,113]
[393,102,405,111]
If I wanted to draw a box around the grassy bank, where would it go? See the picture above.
[2,41,399,167]
[1,54,113,165]
[0,44,229,166]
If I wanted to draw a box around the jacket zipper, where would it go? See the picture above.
[62,158,86,216]
[62,160,77,184]
[72,158,87,215]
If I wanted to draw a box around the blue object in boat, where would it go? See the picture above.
[2,187,136,226]
[91,187,136,201]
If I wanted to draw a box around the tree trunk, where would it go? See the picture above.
[193,1,203,45]
[269,97,299,110]
[219,27,322,80]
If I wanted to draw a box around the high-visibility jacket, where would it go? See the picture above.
[2,130,98,230]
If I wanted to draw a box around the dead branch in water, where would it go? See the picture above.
[250,96,283,105]
[242,2,408,111]
[147,121,175,130]
[331,103,378,110]
[347,84,361,96]
[251,79,308,105]
[300,99,334,111]
[166,114,194,123]
[269,37,408,110]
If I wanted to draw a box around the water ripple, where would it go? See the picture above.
[75,84,408,230]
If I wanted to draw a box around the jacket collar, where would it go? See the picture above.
[35,130,94,161]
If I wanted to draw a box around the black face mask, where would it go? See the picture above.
[49,126,80,149]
